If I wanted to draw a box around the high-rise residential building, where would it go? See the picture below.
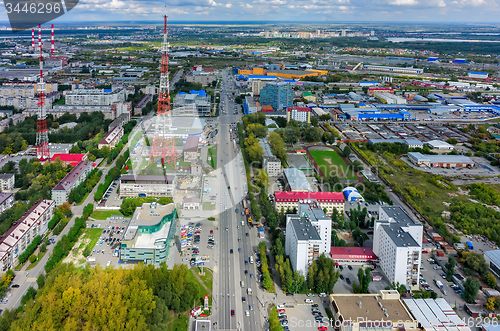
[373,205,423,290]
[285,200,331,275]
[260,81,293,111]
[286,106,311,123]
[65,88,126,106]
[0,174,15,191]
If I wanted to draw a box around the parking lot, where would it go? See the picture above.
[86,217,131,268]
[97,179,121,208]
[334,265,390,294]
[168,218,217,270]
[279,296,332,331]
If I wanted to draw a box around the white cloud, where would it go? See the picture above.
[388,0,418,5]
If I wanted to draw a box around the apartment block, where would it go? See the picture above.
[0,199,55,271]
[373,205,423,289]
[286,106,311,123]
[274,191,345,216]
[51,161,94,205]
[0,174,15,191]
[66,88,126,106]
[0,193,14,214]
[98,126,124,150]
[285,201,331,275]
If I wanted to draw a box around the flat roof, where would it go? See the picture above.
[184,135,199,152]
[289,216,321,241]
[283,168,312,191]
[120,175,174,184]
[333,293,412,322]
[408,152,474,164]
[485,250,500,268]
[425,140,454,148]
[330,247,377,260]
[382,223,420,248]
[275,191,345,202]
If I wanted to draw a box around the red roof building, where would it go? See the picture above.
[274,191,345,216]
[286,106,311,123]
[261,105,274,112]
[50,153,88,167]
[329,247,378,266]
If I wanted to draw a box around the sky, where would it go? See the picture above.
[2,0,500,25]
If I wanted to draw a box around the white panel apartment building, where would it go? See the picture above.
[373,205,423,289]
[51,161,93,205]
[66,88,126,106]
[260,139,282,176]
[285,201,331,275]
[0,199,54,271]
[0,174,15,191]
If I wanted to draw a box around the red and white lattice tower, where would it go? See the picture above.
[35,24,49,161]
[31,29,34,50]
[147,11,176,169]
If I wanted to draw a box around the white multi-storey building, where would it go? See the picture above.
[373,205,423,290]
[0,199,55,271]
[285,201,331,275]
[119,175,174,197]
[0,174,15,191]
[66,88,126,106]
[286,106,311,123]
[259,139,282,176]
[51,161,93,205]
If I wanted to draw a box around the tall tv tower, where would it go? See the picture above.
[147,10,176,169]
[35,24,52,162]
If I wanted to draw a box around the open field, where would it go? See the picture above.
[309,149,357,180]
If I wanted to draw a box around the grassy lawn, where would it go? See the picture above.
[309,149,357,180]
[202,202,216,211]
[197,268,213,292]
[90,210,123,220]
[178,159,191,168]
[208,146,217,169]
[82,228,104,249]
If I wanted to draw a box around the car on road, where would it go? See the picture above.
[245,260,248,264]
[230,249,233,254]
[242,297,246,302]
[346,278,351,285]
[250,273,254,278]
[11,284,19,288]
[245,310,250,317]
[278,309,285,314]
[210,230,213,234]
[348,265,353,270]
[249,304,253,311]
[244,270,248,274]
[306,293,315,297]
[305,299,313,303]
[312,304,319,308]
[340,274,344,280]
[277,305,285,309]
[231,310,234,316]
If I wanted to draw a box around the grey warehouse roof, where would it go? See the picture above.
[283,168,312,192]
[485,250,500,268]
[408,152,474,164]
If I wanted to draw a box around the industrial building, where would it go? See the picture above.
[363,65,424,75]
[403,298,471,331]
[0,199,55,271]
[120,202,177,266]
[373,205,422,289]
[374,93,407,105]
[98,126,124,150]
[260,139,282,177]
[424,140,454,150]
[274,191,345,216]
[407,152,474,168]
[467,71,488,79]
[283,168,312,192]
[260,81,293,111]
[285,201,331,275]
[0,174,15,191]
[267,69,327,79]
[286,106,311,123]
[119,175,174,197]
[484,250,500,278]
[330,290,417,331]
[51,161,94,205]
[65,88,126,106]
[172,91,211,116]
[183,135,199,162]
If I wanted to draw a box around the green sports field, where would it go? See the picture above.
[309,149,357,180]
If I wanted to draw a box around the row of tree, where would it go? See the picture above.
[68,168,102,204]
[258,242,274,291]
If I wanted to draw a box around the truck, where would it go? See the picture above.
[466,241,473,250]
[435,280,444,289]
[242,199,248,209]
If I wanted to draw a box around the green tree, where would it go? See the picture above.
[445,256,456,282]
[463,277,480,303]
[484,272,497,288]
[343,145,351,157]
[310,117,319,127]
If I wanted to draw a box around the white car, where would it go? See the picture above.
[245,310,250,317]
[305,299,313,303]
[277,305,285,310]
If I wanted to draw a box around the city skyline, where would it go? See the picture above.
[1,0,500,25]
